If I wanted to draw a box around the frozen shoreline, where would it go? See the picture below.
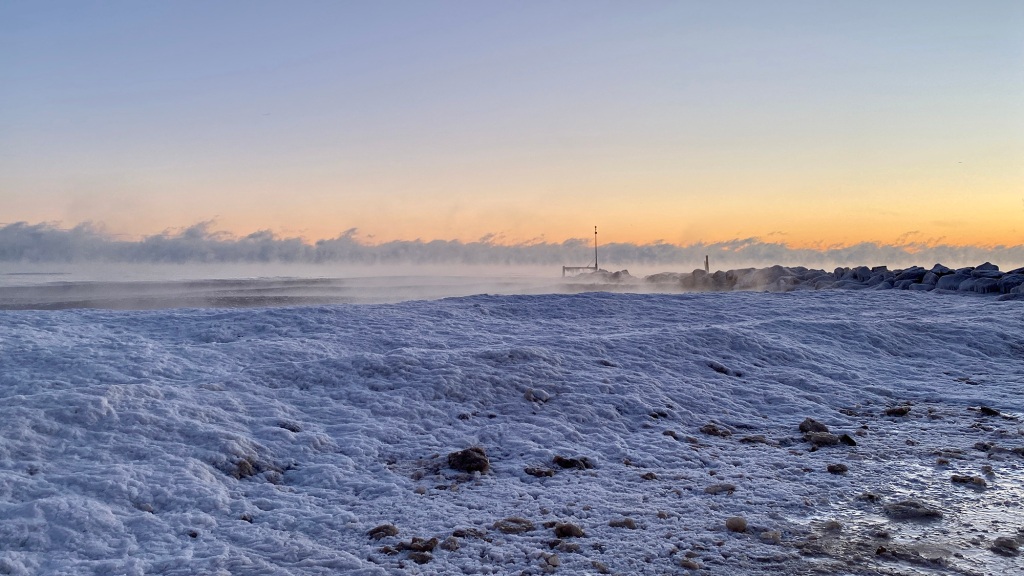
[1,291,1022,575]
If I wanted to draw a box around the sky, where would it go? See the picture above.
[2,0,1022,250]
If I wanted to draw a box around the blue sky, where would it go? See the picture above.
[2,1,1022,247]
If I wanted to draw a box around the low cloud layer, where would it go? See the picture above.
[2,221,1022,270]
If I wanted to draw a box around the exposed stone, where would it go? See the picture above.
[554,522,585,538]
[799,418,830,433]
[402,537,438,552]
[663,429,680,440]
[591,560,611,574]
[804,432,841,447]
[680,559,701,569]
[542,552,561,567]
[739,434,769,444]
[525,467,555,477]
[725,516,747,533]
[408,551,432,564]
[704,483,736,495]
[839,433,858,446]
[440,536,459,551]
[493,517,535,534]
[553,455,594,469]
[991,536,1020,557]
[640,471,658,480]
[979,406,1001,416]
[827,463,849,474]
[883,500,943,520]
[608,517,637,529]
[368,524,399,540]
[700,423,732,437]
[447,447,490,473]
[950,474,987,489]
[759,530,781,544]
[885,406,911,417]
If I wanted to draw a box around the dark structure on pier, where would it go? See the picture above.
[562,226,599,277]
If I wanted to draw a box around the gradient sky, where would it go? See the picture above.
[2,1,1022,248]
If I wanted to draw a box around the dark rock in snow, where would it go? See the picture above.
[839,433,858,446]
[554,522,585,538]
[799,418,830,433]
[883,500,943,520]
[368,524,399,540]
[739,434,769,444]
[553,455,594,469]
[524,466,555,477]
[608,517,637,529]
[400,537,439,552]
[448,447,489,473]
[700,423,733,437]
[641,471,658,480]
[979,406,1001,416]
[990,536,1020,557]
[407,551,433,564]
[827,463,849,474]
[493,517,535,534]
[885,406,911,417]
[804,432,841,447]
[705,483,736,495]
[725,516,748,532]
[950,474,987,489]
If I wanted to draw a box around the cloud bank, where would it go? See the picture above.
[2,221,1022,270]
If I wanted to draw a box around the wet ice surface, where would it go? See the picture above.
[0,290,1021,575]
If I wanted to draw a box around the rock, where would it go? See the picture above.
[885,406,911,417]
[608,517,637,529]
[368,524,399,540]
[705,483,736,495]
[447,447,490,473]
[408,551,432,564]
[822,520,842,531]
[543,553,561,567]
[991,536,1020,557]
[553,522,585,538]
[400,537,438,552]
[440,536,459,551]
[663,429,680,440]
[759,530,781,544]
[591,560,611,574]
[739,434,769,444]
[700,423,732,437]
[493,517,535,534]
[525,467,556,477]
[799,418,830,433]
[950,474,987,489]
[641,471,658,480]
[979,406,1000,416]
[524,388,551,403]
[827,463,849,474]
[680,559,701,569]
[883,500,943,520]
[725,516,747,533]
[839,433,858,446]
[553,455,593,469]
[804,432,841,447]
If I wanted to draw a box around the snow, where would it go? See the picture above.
[1,289,1022,575]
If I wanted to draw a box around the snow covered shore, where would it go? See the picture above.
[1,291,1022,575]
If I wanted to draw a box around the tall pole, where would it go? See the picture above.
[594,226,598,270]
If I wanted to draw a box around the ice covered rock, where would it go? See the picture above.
[553,522,585,538]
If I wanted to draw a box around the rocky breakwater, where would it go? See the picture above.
[589,262,1024,300]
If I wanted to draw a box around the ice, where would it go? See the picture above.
[1,289,1022,574]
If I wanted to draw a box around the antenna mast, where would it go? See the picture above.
[594,226,598,270]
